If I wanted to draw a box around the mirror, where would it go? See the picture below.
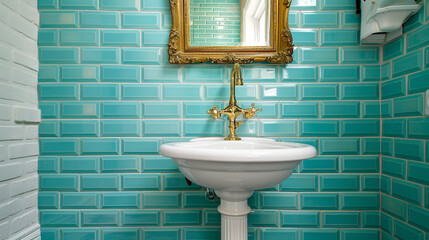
[189,0,271,47]
[168,0,294,64]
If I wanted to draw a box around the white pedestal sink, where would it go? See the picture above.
[160,137,317,240]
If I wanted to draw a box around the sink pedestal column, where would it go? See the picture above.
[215,190,253,240]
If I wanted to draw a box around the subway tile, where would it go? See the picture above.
[60,157,99,173]
[122,138,160,155]
[260,84,298,100]
[361,175,380,192]
[182,227,220,240]
[383,36,405,61]
[291,29,319,46]
[61,229,98,240]
[341,119,380,137]
[39,65,59,82]
[122,12,161,29]
[100,0,138,10]
[392,178,423,205]
[81,84,119,100]
[341,156,379,173]
[143,120,181,137]
[142,102,181,118]
[122,48,162,65]
[101,65,140,83]
[80,11,119,28]
[60,65,99,82]
[260,229,298,240]
[383,119,406,138]
[101,30,140,47]
[38,0,58,9]
[81,47,120,64]
[321,29,359,46]
[299,156,339,173]
[60,102,99,119]
[361,102,379,118]
[320,65,359,82]
[40,11,78,28]
[122,174,161,191]
[299,47,339,64]
[141,0,170,11]
[39,139,79,156]
[248,210,279,227]
[101,156,140,173]
[382,157,406,179]
[162,210,202,226]
[142,30,170,47]
[39,83,79,100]
[38,157,59,173]
[101,102,140,119]
[40,229,59,240]
[203,209,220,226]
[184,66,225,83]
[408,69,429,94]
[381,138,394,156]
[81,138,120,155]
[382,77,406,99]
[300,11,339,28]
[322,211,361,228]
[321,0,355,9]
[341,11,360,28]
[101,228,139,240]
[122,84,161,100]
[206,84,258,101]
[340,47,379,64]
[320,101,360,118]
[300,193,339,210]
[40,175,78,192]
[320,138,360,155]
[162,173,201,191]
[162,12,172,29]
[183,192,219,208]
[81,174,119,191]
[320,175,360,191]
[290,0,319,10]
[60,29,99,46]
[60,120,99,137]
[82,211,119,226]
[394,220,425,240]
[341,83,379,100]
[381,176,392,195]
[142,66,181,83]
[59,0,98,10]
[408,161,429,185]
[101,192,140,209]
[381,213,393,233]
[408,205,429,232]
[122,210,160,226]
[381,62,392,81]
[300,229,339,240]
[341,229,380,240]
[340,193,379,210]
[183,120,225,137]
[280,174,318,192]
[40,210,79,227]
[281,65,318,82]
[395,139,425,161]
[362,138,380,155]
[142,156,178,173]
[259,192,298,210]
[38,192,59,209]
[142,192,181,208]
[260,120,298,137]
[300,83,339,100]
[164,84,203,100]
[281,102,319,118]
[38,29,59,46]
[381,100,393,118]
[392,49,424,78]
[407,23,429,52]
[100,120,141,137]
[408,117,429,139]
[39,47,79,64]
[403,3,425,33]
[281,211,320,227]
[61,193,99,209]
[288,11,300,28]
[39,120,59,137]
[299,120,339,137]
[141,227,181,240]
[361,65,381,82]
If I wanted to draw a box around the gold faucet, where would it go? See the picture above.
[207,63,262,141]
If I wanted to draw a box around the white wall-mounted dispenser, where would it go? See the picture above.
[360,0,421,43]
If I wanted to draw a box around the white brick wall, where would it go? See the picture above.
[0,0,40,239]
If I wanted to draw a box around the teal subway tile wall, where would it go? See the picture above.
[36,0,429,240]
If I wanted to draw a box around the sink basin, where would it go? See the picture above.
[160,137,317,240]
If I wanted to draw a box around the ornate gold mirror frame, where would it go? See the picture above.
[168,0,294,64]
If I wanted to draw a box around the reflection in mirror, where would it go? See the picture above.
[189,0,271,47]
